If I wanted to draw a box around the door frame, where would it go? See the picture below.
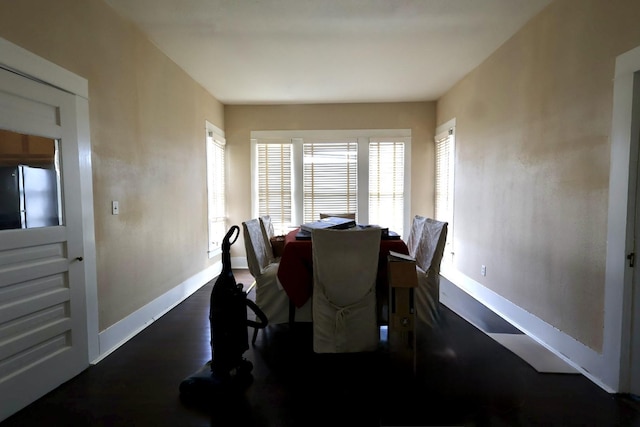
[605,44,640,393]
[0,37,99,362]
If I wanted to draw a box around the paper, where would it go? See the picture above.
[300,216,356,232]
[388,250,415,262]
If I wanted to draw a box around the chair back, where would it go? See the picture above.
[414,218,448,328]
[319,212,356,220]
[406,215,427,259]
[414,219,448,273]
[311,227,381,352]
[242,218,272,278]
[259,215,276,261]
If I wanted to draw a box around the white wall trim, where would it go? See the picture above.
[0,37,88,99]
[206,120,225,139]
[95,262,222,363]
[75,96,100,361]
[435,118,456,136]
[440,268,615,393]
[232,256,249,270]
[251,128,411,140]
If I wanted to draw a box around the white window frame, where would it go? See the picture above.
[434,118,456,265]
[206,121,226,258]
[251,129,411,237]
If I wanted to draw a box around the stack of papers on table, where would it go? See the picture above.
[300,216,356,232]
[388,250,415,262]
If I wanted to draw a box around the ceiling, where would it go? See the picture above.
[105,0,551,105]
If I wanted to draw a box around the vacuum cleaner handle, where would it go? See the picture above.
[222,225,239,251]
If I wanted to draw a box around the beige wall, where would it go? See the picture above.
[0,0,224,330]
[437,0,640,351]
[224,102,436,258]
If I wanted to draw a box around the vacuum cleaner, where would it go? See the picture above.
[179,225,267,397]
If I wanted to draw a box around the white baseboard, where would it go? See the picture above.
[440,268,615,393]
[94,262,222,363]
[231,256,248,269]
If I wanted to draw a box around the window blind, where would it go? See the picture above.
[257,142,292,234]
[369,140,404,237]
[302,140,357,223]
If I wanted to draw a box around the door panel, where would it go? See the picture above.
[0,67,88,421]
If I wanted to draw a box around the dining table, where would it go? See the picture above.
[276,227,410,322]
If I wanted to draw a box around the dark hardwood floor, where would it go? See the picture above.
[3,269,640,426]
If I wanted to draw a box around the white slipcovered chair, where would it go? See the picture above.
[311,227,382,353]
[259,215,278,262]
[242,219,311,343]
[406,214,428,259]
[413,218,448,328]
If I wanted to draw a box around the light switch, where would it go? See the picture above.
[112,201,119,215]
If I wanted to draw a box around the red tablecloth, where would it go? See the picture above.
[277,228,410,308]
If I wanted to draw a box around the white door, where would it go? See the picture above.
[0,67,89,420]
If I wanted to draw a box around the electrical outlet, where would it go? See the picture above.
[481,265,486,276]
[112,201,119,215]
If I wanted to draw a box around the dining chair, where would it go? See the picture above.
[259,215,278,262]
[319,212,356,220]
[311,227,382,353]
[242,219,311,344]
[406,214,427,259]
[413,218,448,328]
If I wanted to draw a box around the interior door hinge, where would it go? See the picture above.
[627,252,635,267]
